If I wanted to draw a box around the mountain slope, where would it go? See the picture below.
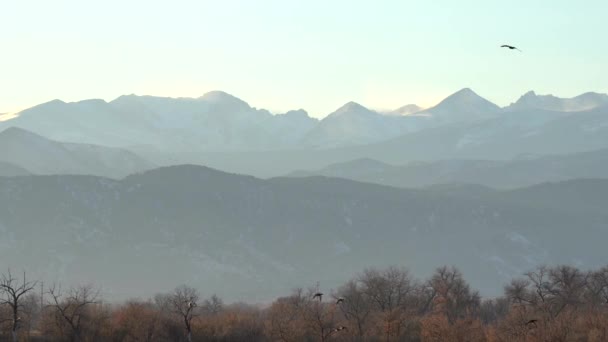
[389,104,424,116]
[0,127,153,178]
[1,165,606,301]
[419,88,502,124]
[301,102,431,148]
[151,101,608,178]
[341,103,608,166]
[286,148,608,189]
[262,109,319,144]
[0,161,30,176]
[0,92,319,152]
[1,99,159,147]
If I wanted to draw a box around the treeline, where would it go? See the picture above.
[1,264,608,341]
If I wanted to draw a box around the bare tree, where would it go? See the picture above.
[359,267,416,312]
[427,266,480,324]
[335,280,372,341]
[266,288,308,342]
[202,294,223,315]
[113,299,160,342]
[509,265,588,321]
[299,287,338,342]
[478,297,509,324]
[47,284,100,342]
[0,270,37,342]
[586,266,608,306]
[505,278,532,305]
[153,293,183,341]
[16,292,41,340]
[169,285,199,342]
[358,266,418,341]
[547,265,588,315]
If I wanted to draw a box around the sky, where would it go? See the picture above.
[1,0,606,118]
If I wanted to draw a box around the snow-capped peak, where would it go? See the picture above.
[422,88,501,123]
[199,91,251,110]
[328,101,376,118]
[389,104,424,116]
[435,88,497,109]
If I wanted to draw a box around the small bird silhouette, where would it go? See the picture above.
[312,292,323,301]
[501,44,522,52]
[336,297,345,304]
[334,326,348,332]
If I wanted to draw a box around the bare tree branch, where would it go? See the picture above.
[0,270,37,342]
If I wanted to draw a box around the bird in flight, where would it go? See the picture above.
[336,297,345,304]
[312,292,323,301]
[501,44,522,52]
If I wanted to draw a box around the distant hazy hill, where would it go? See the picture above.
[0,161,30,176]
[1,165,606,301]
[0,127,154,178]
[287,148,608,189]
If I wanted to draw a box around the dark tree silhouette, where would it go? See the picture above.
[0,270,37,342]
[168,285,199,342]
[47,284,100,342]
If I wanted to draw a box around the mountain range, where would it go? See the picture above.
[3,88,606,162]
[2,88,608,179]
[1,165,607,302]
[185,96,608,177]
[1,88,607,303]
[0,91,319,152]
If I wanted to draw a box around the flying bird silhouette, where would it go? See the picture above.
[336,297,345,304]
[312,292,323,301]
[526,319,538,326]
[333,326,348,332]
[501,44,522,52]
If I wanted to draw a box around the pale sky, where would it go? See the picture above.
[1,0,606,118]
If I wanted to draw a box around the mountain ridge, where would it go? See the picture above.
[2,88,607,176]
[0,127,154,178]
[286,148,608,189]
[1,164,607,301]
